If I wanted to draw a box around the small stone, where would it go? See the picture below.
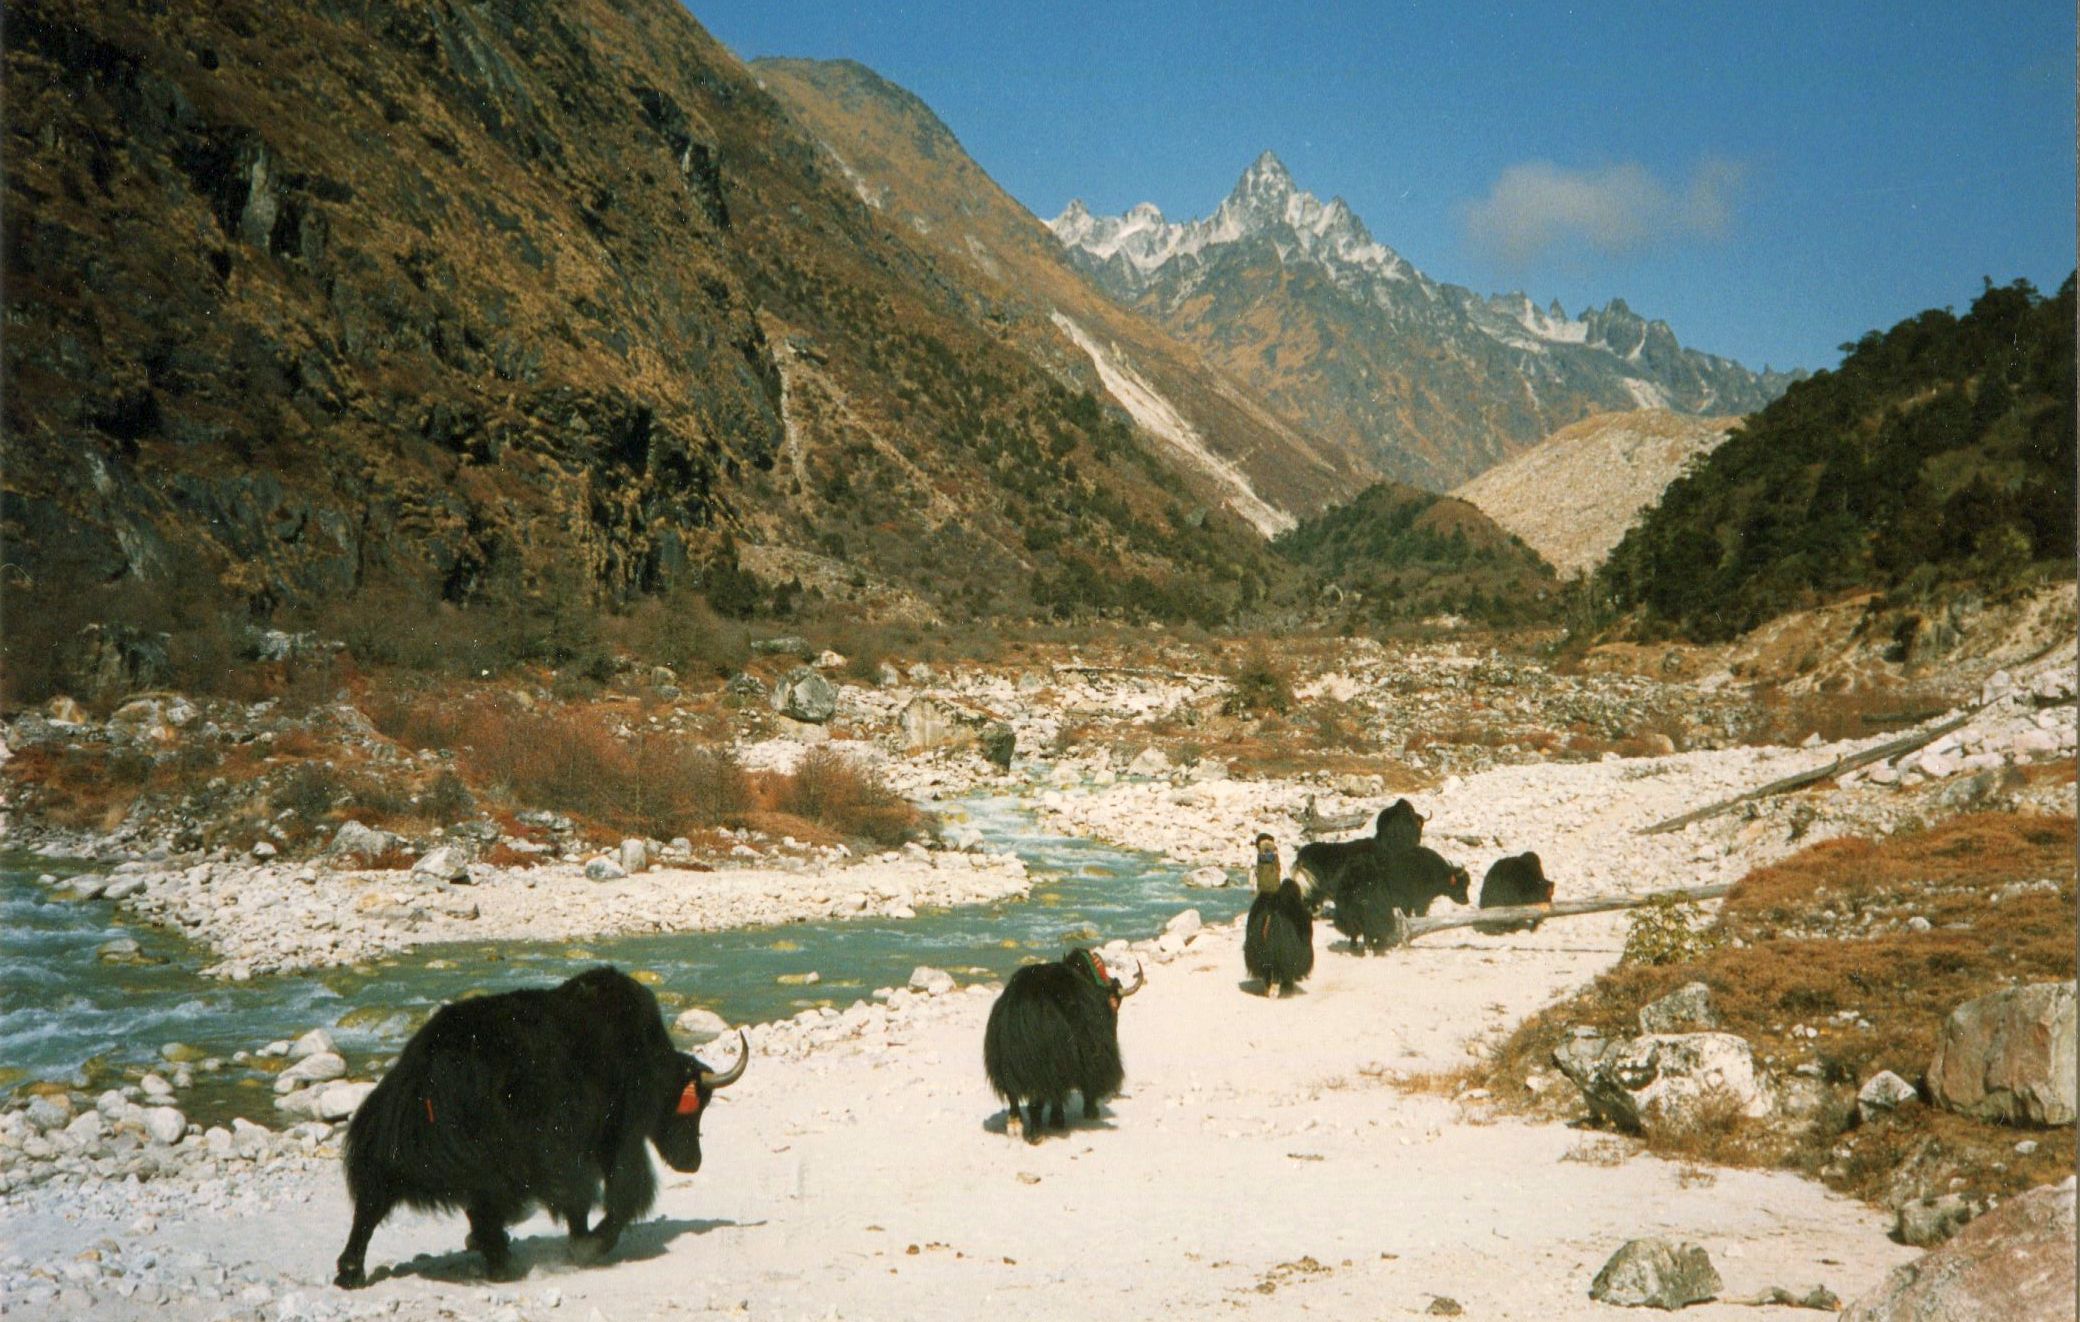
[1426,1299,1463,1317]
[289,1029,337,1061]
[584,856,628,882]
[142,1107,186,1145]
[1856,1070,1921,1124]
[1162,909,1203,939]
[251,841,277,859]
[673,1007,730,1043]
[907,966,956,997]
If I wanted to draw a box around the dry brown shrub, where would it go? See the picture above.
[481,842,545,869]
[1738,687,1948,747]
[773,746,920,849]
[1480,811,2077,1209]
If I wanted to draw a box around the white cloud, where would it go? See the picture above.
[1463,158,1747,265]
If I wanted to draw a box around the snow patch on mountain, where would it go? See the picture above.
[1623,378,1671,410]
[1049,311,1294,537]
[1050,151,1414,294]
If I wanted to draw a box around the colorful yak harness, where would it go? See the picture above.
[1071,949,1122,1011]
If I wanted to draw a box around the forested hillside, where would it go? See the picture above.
[1274,482,1560,627]
[1599,277,2075,641]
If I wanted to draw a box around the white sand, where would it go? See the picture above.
[3,911,1915,1320]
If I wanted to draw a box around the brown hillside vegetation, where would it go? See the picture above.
[1481,810,2078,1210]
[3,0,1307,702]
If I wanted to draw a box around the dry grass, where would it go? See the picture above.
[1736,686,1949,747]
[363,691,918,847]
[1481,812,2077,1209]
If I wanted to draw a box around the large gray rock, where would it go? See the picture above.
[900,696,961,752]
[1553,1032,1772,1137]
[1638,982,1720,1035]
[618,837,650,876]
[1844,1176,2075,1321]
[1895,1193,1985,1248]
[1589,1238,1722,1309]
[1927,981,2076,1126]
[980,722,1016,771]
[411,846,469,882]
[584,855,628,882]
[770,667,837,724]
[330,819,396,861]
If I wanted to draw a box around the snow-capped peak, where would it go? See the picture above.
[1050,152,1414,291]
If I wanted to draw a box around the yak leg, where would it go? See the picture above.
[1005,1100,1026,1141]
[465,1202,517,1281]
[1018,1100,1042,1145]
[582,1139,656,1263]
[1046,1096,1068,1130]
[334,1193,393,1289]
[1081,1091,1102,1120]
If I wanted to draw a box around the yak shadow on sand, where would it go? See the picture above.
[366,1215,754,1286]
[1237,977,1308,997]
[978,1107,1121,1140]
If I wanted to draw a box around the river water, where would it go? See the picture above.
[2,792,1249,1124]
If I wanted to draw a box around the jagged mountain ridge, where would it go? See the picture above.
[1452,410,1738,578]
[2,0,1309,656]
[1052,152,1800,490]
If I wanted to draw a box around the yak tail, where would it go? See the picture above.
[1289,862,1321,903]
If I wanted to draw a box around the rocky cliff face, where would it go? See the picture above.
[3,0,1291,667]
[1053,154,1799,490]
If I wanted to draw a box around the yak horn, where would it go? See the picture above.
[1117,961,1146,998]
[700,1030,749,1090]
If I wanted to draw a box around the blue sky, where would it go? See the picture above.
[690,2,2074,372]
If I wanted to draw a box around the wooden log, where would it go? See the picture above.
[1387,882,1735,945]
[1637,712,1973,836]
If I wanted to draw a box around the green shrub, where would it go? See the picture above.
[1622,893,1727,967]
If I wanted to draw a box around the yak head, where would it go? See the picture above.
[652,1030,748,1173]
[1375,799,1426,850]
[1067,948,1145,1012]
[1524,852,1554,904]
[1445,864,1472,906]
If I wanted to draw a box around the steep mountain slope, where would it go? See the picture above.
[1453,411,1737,577]
[2,0,1298,685]
[1274,482,1560,627]
[1600,277,2076,641]
[1053,154,1799,490]
[748,57,1370,532]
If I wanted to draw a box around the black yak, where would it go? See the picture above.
[1475,851,1554,934]
[983,948,1142,1143]
[1291,799,1429,915]
[1243,879,1314,996]
[334,966,747,1288]
[1331,846,1471,955]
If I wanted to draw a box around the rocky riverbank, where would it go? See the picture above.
[18,842,1031,980]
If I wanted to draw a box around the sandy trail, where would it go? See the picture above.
[5,909,1915,1320]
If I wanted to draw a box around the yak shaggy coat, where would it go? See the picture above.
[335,966,742,1288]
[1243,878,1315,995]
